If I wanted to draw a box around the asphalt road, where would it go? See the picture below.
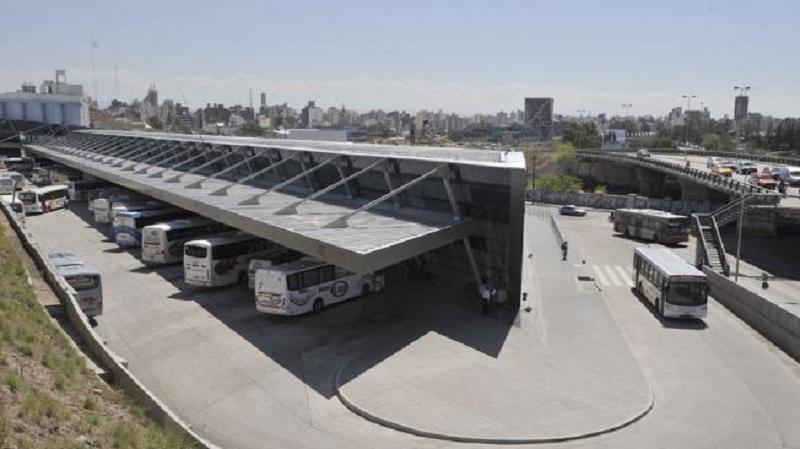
[551,208,800,449]
[13,199,800,449]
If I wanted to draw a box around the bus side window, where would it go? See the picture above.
[335,266,350,278]
[287,274,300,291]
[319,265,335,283]
[302,269,320,289]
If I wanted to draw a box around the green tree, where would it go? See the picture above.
[700,133,722,151]
[608,119,637,134]
[239,122,265,137]
[553,141,575,167]
[533,173,583,192]
[562,122,602,148]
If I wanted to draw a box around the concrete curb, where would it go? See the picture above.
[0,201,220,449]
[333,350,655,445]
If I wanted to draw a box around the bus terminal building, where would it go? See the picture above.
[24,130,526,308]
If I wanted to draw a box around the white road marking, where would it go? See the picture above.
[616,266,634,287]
[604,265,623,286]
[592,265,609,286]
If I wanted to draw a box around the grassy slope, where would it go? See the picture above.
[0,224,196,448]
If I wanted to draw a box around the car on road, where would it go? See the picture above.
[761,166,783,180]
[778,166,800,186]
[559,205,587,216]
[707,157,723,168]
[750,173,779,189]
[710,163,734,177]
[636,149,651,158]
[735,160,758,175]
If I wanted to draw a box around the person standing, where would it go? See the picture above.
[561,241,569,261]
[480,283,491,315]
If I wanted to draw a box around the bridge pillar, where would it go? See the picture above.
[636,168,665,198]
[678,178,710,202]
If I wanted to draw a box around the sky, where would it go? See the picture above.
[1,0,799,118]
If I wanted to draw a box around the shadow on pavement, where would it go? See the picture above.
[720,229,800,281]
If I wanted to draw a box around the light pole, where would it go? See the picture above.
[621,103,633,117]
[681,95,696,146]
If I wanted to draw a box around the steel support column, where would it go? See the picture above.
[238,155,338,205]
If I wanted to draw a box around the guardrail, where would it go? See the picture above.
[575,150,780,200]
[530,207,564,246]
[0,200,219,449]
[578,147,800,167]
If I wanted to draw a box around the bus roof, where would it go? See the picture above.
[114,206,185,218]
[144,216,218,231]
[55,264,101,277]
[47,250,85,268]
[615,209,687,219]
[262,258,327,274]
[634,248,705,278]
[184,232,258,247]
[23,184,69,194]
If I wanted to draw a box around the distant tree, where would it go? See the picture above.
[608,118,637,134]
[239,122,265,137]
[562,122,602,148]
[553,141,575,167]
[700,133,722,151]
[533,173,583,192]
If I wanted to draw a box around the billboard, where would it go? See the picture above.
[734,96,749,121]
[603,129,627,150]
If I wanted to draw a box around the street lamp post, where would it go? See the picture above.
[621,103,633,117]
[681,94,696,146]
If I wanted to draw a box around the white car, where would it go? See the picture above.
[559,205,587,217]
[707,157,723,168]
[636,149,651,158]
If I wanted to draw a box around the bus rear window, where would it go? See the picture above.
[142,230,162,245]
[65,275,100,291]
[185,245,208,258]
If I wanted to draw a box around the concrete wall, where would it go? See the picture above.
[0,201,219,449]
[527,190,719,215]
[704,267,800,363]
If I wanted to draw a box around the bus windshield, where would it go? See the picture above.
[18,192,36,203]
[185,245,208,258]
[667,282,708,306]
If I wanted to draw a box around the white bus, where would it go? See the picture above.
[47,250,103,320]
[633,247,708,319]
[247,248,305,289]
[0,171,25,192]
[93,197,164,224]
[184,234,277,287]
[113,207,195,248]
[255,259,384,315]
[142,217,232,265]
[610,209,690,244]
[31,166,52,184]
[68,180,109,202]
[0,177,16,194]
[18,185,70,214]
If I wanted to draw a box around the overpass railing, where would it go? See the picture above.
[575,150,779,200]
[579,147,800,167]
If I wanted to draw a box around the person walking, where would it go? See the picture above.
[778,180,787,197]
[561,241,568,261]
[480,283,491,315]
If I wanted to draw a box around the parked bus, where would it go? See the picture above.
[183,234,277,287]
[609,209,690,244]
[48,166,83,185]
[113,207,196,247]
[1,157,34,173]
[141,217,232,265]
[633,247,708,319]
[31,166,50,184]
[68,180,109,202]
[18,185,70,214]
[254,259,384,315]
[0,177,15,194]
[0,171,25,193]
[93,197,164,224]
[247,248,305,289]
[47,250,103,320]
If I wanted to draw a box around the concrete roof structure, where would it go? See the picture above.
[25,130,526,279]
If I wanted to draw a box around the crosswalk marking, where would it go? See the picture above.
[589,265,635,288]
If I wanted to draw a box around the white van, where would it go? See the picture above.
[778,166,800,186]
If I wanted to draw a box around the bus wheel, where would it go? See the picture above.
[312,298,324,314]
[238,272,248,285]
[361,284,372,297]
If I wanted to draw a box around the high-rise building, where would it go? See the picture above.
[260,92,267,109]
[524,97,554,141]
[734,95,749,121]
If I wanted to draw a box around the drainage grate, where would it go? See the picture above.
[577,276,595,282]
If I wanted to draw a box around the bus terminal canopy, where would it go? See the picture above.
[25,130,525,275]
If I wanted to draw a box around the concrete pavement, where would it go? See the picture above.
[334,210,653,443]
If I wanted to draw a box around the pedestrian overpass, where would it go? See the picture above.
[25,130,527,304]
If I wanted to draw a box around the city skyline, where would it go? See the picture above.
[1,0,799,118]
